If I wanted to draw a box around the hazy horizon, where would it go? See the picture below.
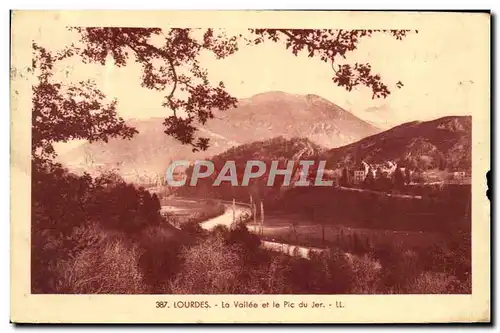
[37,25,484,154]
[120,90,472,125]
[34,25,483,127]
[54,94,471,156]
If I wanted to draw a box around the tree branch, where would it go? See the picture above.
[128,40,178,116]
[276,29,323,51]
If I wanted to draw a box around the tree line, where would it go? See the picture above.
[339,165,412,191]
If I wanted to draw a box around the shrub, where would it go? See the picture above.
[373,244,422,293]
[31,229,67,293]
[411,272,469,294]
[137,225,186,293]
[336,232,373,256]
[259,254,292,294]
[239,253,294,294]
[306,248,353,293]
[210,224,230,240]
[31,161,165,293]
[349,253,382,294]
[180,220,206,236]
[226,222,261,255]
[168,237,244,294]
[53,224,145,294]
[420,231,471,281]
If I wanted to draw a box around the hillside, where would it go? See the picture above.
[59,118,221,182]
[176,136,326,202]
[59,91,379,182]
[212,136,324,163]
[324,116,472,171]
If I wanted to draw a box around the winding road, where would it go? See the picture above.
[196,201,326,259]
[200,203,251,230]
[157,196,337,260]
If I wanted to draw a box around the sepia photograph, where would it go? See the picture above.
[10,10,490,323]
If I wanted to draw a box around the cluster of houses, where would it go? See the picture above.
[446,171,472,185]
[352,161,401,184]
[305,160,471,187]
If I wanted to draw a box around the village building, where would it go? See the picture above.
[353,170,366,184]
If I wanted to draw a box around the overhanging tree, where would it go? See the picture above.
[31,43,137,163]
[32,28,416,155]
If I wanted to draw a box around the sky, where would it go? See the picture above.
[34,22,488,146]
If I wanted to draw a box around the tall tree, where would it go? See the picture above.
[364,167,375,189]
[404,168,412,185]
[393,167,405,191]
[340,167,350,187]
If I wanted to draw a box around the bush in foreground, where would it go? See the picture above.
[53,224,145,294]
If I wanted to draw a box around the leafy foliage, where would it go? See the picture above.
[73,27,239,152]
[32,43,137,161]
[250,29,414,98]
[70,27,414,151]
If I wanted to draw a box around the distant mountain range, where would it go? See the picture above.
[324,116,472,171]
[199,116,472,176]
[175,116,472,205]
[59,90,471,183]
[59,91,380,181]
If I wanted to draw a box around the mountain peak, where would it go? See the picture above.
[246,91,297,102]
[304,93,324,100]
[248,91,331,103]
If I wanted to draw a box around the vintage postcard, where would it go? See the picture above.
[10,10,490,323]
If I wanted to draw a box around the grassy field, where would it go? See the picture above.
[272,186,470,234]
[246,211,443,251]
